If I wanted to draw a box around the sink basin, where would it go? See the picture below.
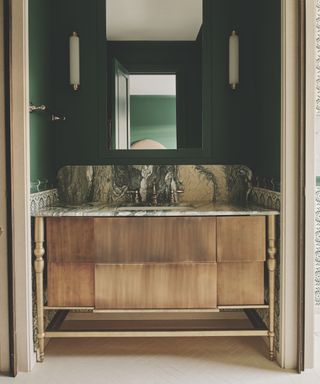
[117,204,193,211]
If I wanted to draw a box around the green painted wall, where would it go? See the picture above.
[29,0,56,186]
[130,96,177,149]
[208,0,281,180]
[52,0,107,169]
[29,0,280,181]
[252,0,281,181]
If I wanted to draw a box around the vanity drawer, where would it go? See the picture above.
[47,262,94,307]
[94,217,216,263]
[46,218,95,263]
[217,216,266,262]
[95,262,217,309]
[46,217,216,263]
[217,262,264,305]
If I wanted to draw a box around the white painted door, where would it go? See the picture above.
[113,59,130,149]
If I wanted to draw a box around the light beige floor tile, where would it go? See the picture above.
[0,337,319,384]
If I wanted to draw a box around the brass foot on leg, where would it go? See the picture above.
[36,347,44,363]
[268,331,275,361]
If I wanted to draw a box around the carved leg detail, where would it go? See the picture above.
[267,215,276,361]
[34,217,45,362]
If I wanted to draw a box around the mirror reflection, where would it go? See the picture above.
[106,0,203,150]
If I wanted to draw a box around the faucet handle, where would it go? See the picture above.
[170,189,175,204]
[175,188,184,203]
[126,189,141,204]
[169,186,184,204]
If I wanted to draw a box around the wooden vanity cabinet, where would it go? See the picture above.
[47,262,94,307]
[45,215,267,309]
[217,216,266,305]
[95,263,217,309]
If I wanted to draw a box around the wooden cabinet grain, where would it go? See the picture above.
[217,216,266,262]
[47,262,94,307]
[95,263,217,309]
[46,215,267,309]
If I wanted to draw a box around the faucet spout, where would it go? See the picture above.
[152,183,158,206]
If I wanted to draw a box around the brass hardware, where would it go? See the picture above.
[29,103,66,122]
[267,215,277,361]
[175,188,184,203]
[29,103,46,113]
[134,190,140,204]
[34,217,45,362]
[169,186,184,204]
[170,190,175,204]
[127,190,141,204]
[45,329,269,338]
[51,114,66,122]
[0,227,3,237]
[35,214,278,362]
[152,183,158,206]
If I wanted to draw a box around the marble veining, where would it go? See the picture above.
[56,164,253,206]
[32,201,278,218]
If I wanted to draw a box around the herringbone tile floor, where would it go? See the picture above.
[1,336,320,384]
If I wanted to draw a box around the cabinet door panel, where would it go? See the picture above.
[217,216,266,262]
[48,262,94,307]
[94,217,216,263]
[46,218,94,263]
[217,262,264,305]
[95,263,217,309]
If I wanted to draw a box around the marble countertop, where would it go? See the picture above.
[32,201,279,217]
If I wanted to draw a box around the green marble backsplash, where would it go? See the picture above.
[56,165,253,206]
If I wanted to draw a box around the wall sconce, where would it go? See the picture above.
[229,30,239,90]
[69,32,80,91]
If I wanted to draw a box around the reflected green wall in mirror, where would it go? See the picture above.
[130,96,177,150]
[107,40,202,151]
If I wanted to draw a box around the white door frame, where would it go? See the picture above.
[0,0,10,374]
[304,0,316,370]
[9,0,35,372]
[278,0,315,370]
[9,0,313,372]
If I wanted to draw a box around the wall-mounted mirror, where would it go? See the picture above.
[106,0,203,151]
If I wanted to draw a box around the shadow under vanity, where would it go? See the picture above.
[32,165,279,362]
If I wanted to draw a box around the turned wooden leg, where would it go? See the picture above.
[34,217,45,362]
[267,215,277,361]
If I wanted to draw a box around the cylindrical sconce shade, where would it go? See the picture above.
[229,30,239,90]
[70,32,80,91]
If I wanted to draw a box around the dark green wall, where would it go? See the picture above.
[252,0,281,181]
[130,96,177,149]
[29,0,281,181]
[208,0,281,180]
[52,0,107,168]
[29,0,55,186]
